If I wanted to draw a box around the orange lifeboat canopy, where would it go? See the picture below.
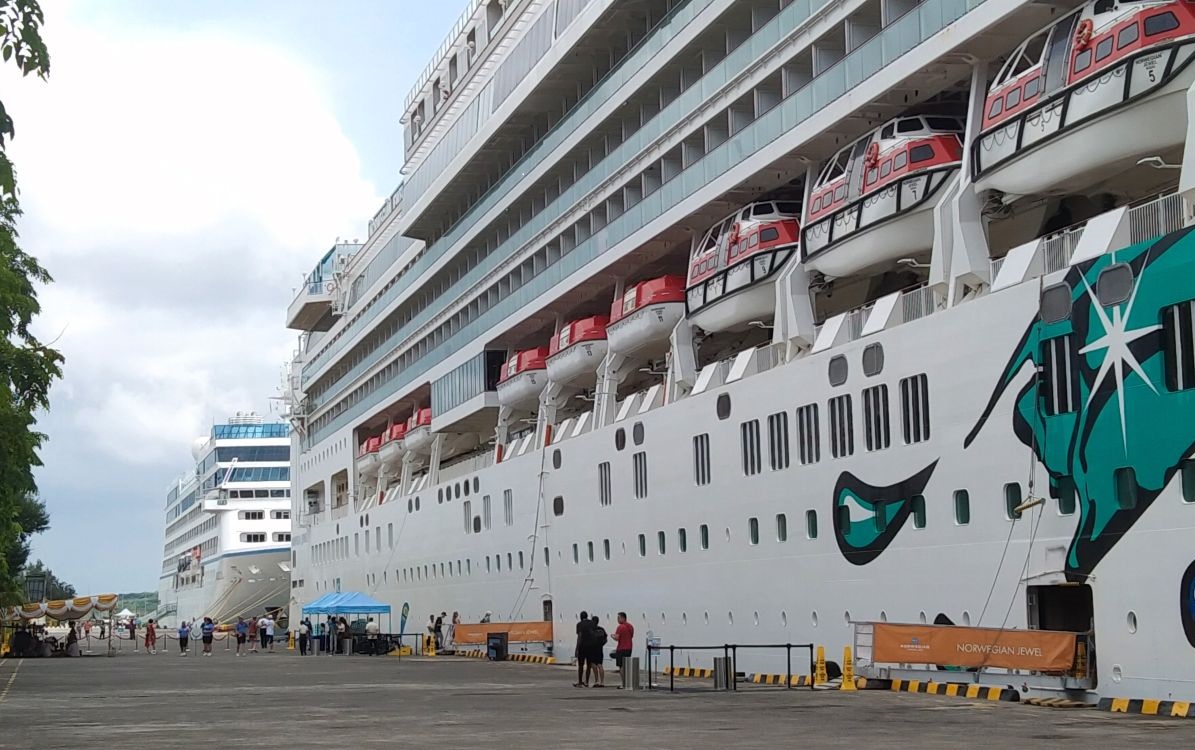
[499,347,550,383]
[549,315,609,356]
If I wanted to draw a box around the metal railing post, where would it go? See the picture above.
[669,646,675,693]
[731,645,737,691]
[786,644,792,690]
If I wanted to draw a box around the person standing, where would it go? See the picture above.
[337,616,349,655]
[248,617,259,653]
[144,619,158,655]
[434,613,444,650]
[177,621,191,656]
[265,615,276,652]
[127,619,137,652]
[235,617,248,656]
[574,611,592,687]
[256,614,269,652]
[612,612,634,672]
[446,612,460,651]
[299,619,310,656]
[201,617,215,656]
[365,617,379,655]
[587,615,607,687]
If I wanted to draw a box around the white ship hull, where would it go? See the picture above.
[160,547,290,626]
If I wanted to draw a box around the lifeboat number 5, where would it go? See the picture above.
[1074,18,1093,49]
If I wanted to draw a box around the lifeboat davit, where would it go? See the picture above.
[378,421,407,468]
[606,276,686,358]
[496,348,548,407]
[802,116,962,278]
[686,201,801,332]
[357,436,381,473]
[546,316,608,386]
[973,0,1195,195]
[403,408,434,454]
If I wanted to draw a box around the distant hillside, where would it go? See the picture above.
[118,592,159,614]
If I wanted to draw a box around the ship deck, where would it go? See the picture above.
[1,654,1190,747]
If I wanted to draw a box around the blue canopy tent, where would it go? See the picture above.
[301,593,392,654]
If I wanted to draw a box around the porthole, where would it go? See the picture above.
[880,611,888,622]
[919,611,927,624]
[811,611,819,628]
[661,612,666,624]
[716,393,732,420]
[1041,283,1072,323]
[335,524,339,534]
[473,478,480,493]
[682,612,688,625]
[455,483,461,499]
[407,499,412,512]
[615,428,626,451]
[633,422,645,445]
[724,527,731,542]
[463,481,469,497]
[438,492,444,505]
[552,449,562,469]
[414,497,420,511]
[703,611,709,625]
[472,517,481,533]
[862,343,884,377]
[1127,611,1138,634]
[781,611,788,627]
[1096,263,1133,307]
[438,488,444,503]
[844,611,851,626]
[552,496,564,516]
[621,542,626,556]
[753,611,759,626]
[962,611,971,626]
[828,355,848,386]
[728,611,734,626]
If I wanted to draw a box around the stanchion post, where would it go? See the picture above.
[731,645,737,691]
[786,644,792,690]
[669,646,675,693]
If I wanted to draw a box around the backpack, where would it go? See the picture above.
[593,626,608,647]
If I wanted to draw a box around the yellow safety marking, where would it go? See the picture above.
[1110,698,1130,713]
[945,684,960,697]
[986,688,1001,701]
[1141,699,1161,715]
[1171,701,1191,717]
[0,659,21,705]
[907,680,921,693]
[965,685,981,699]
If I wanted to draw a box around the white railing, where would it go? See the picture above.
[1042,225,1083,274]
[1128,192,1185,243]
[405,0,487,110]
[899,284,941,323]
[844,306,871,341]
[989,256,1005,280]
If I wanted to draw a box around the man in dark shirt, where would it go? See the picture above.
[574,611,592,687]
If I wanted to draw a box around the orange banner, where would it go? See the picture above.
[871,623,1077,672]
[453,621,554,645]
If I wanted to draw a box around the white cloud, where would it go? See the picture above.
[6,5,379,590]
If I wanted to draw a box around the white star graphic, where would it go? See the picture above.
[1078,260,1159,453]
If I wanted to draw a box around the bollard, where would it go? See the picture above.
[814,645,828,686]
[288,631,295,651]
[840,646,857,691]
[427,634,436,657]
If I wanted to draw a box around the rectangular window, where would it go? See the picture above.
[741,420,762,475]
[776,513,788,542]
[504,489,514,526]
[677,528,687,552]
[805,510,818,539]
[241,533,266,543]
[954,490,971,525]
[1115,467,1138,509]
[599,461,613,505]
[911,495,926,529]
[463,501,472,533]
[587,541,594,562]
[767,412,790,470]
[273,532,291,542]
[638,534,646,557]
[633,452,648,499]
[603,539,611,560]
[693,434,711,486]
[657,531,666,555]
[862,385,890,451]
[1163,300,1195,391]
[1042,335,1080,414]
[354,533,359,555]
[829,395,854,458]
[1118,23,1139,49]
[899,374,931,444]
[483,495,492,530]
[1005,482,1023,520]
[748,517,759,545]
[796,404,820,464]
[699,524,710,550]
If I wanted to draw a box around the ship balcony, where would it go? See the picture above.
[287,276,337,332]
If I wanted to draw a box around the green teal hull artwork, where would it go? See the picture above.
[834,227,1195,582]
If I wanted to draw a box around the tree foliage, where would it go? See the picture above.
[0,0,61,605]
[18,559,74,600]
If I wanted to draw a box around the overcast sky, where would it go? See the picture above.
[8,0,462,594]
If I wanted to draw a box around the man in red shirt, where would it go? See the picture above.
[612,612,634,671]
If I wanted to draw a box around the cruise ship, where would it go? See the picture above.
[157,413,293,626]
[285,0,1195,702]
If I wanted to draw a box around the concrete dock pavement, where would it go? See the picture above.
[0,654,1193,749]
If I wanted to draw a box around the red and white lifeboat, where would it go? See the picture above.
[378,421,408,468]
[686,201,801,333]
[357,436,382,473]
[547,316,608,386]
[606,276,686,359]
[403,408,434,454]
[496,348,549,408]
[802,116,963,278]
[973,0,1195,196]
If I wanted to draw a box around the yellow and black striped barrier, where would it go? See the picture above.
[748,673,815,686]
[664,666,715,679]
[1024,697,1092,709]
[1100,697,1195,717]
[858,678,1018,702]
[507,653,557,664]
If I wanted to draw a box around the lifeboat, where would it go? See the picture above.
[378,421,407,468]
[403,408,434,454]
[357,436,382,473]
[495,347,549,407]
[546,316,608,386]
[606,276,686,358]
[802,116,963,278]
[686,201,801,332]
[973,0,1195,195]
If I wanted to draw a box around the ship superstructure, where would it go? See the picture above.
[157,413,292,625]
[284,0,1195,702]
